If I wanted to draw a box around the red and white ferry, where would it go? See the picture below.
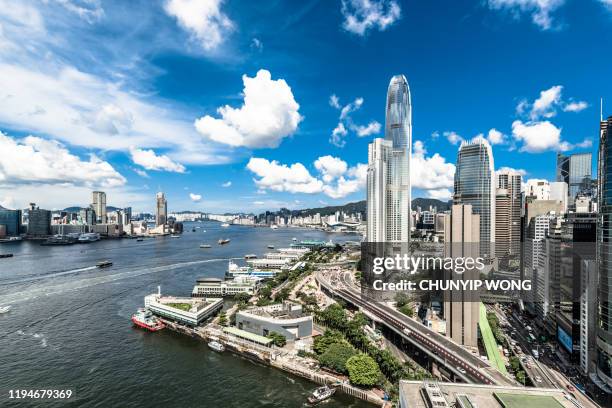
[131,308,165,332]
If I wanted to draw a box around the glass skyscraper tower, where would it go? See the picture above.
[453,139,495,257]
[596,115,612,391]
[556,152,593,206]
[367,75,411,251]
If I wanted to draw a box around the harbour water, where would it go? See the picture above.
[0,222,369,407]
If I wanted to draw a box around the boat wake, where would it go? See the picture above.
[0,266,97,286]
[0,258,231,306]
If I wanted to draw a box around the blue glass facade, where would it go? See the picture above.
[0,206,21,236]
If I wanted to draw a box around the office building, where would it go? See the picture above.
[155,192,167,226]
[442,204,480,348]
[0,205,21,237]
[26,203,51,236]
[92,191,107,224]
[550,181,568,213]
[122,207,132,226]
[366,75,411,254]
[192,276,261,297]
[557,152,592,206]
[453,139,495,258]
[596,115,612,392]
[524,179,550,200]
[495,169,521,260]
[79,207,95,225]
[144,290,223,327]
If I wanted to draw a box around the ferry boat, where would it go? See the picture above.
[244,254,257,259]
[307,385,335,404]
[200,244,212,248]
[41,235,75,246]
[221,223,230,228]
[96,260,113,268]
[292,237,297,241]
[0,306,11,314]
[207,340,225,352]
[267,244,275,249]
[131,308,164,332]
[78,232,100,243]
[218,238,230,245]
[270,224,278,230]
[0,253,13,258]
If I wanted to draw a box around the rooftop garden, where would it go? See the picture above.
[165,302,192,312]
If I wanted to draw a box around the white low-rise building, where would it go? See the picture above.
[192,276,261,297]
[144,291,222,326]
[246,258,289,270]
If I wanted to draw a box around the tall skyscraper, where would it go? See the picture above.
[453,139,495,257]
[366,75,411,253]
[596,115,612,391]
[556,152,592,206]
[442,204,480,348]
[495,169,522,260]
[26,203,51,236]
[156,192,167,226]
[92,191,107,224]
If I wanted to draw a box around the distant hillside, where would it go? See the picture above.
[266,197,450,219]
[411,198,451,212]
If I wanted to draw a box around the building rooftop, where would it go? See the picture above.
[399,381,575,408]
[223,326,273,346]
[196,277,223,283]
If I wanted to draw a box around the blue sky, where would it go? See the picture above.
[0,0,610,213]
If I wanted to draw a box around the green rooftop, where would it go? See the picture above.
[223,326,273,346]
[479,303,508,375]
[494,393,565,408]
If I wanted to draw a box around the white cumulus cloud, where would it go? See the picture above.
[511,120,564,153]
[189,193,202,202]
[444,131,464,145]
[563,101,589,112]
[164,0,234,51]
[329,94,381,147]
[0,132,126,187]
[486,0,566,30]
[130,148,186,173]
[222,181,232,187]
[341,0,401,36]
[487,128,505,144]
[411,141,456,196]
[246,158,323,194]
[195,69,303,148]
[247,156,366,199]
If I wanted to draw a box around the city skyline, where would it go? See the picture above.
[0,1,610,213]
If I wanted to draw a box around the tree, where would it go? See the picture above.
[274,287,291,302]
[318,342,357,374]
[394,293,410,308]
[516,370,526,385]
[346,354,381,387]
[313,330,345,355]
[234,292,251,304]
[217,311,227,326]
[399,304,414,318]
[267,332,287,347]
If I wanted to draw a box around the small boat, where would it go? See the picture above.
[171,234,181,238]
[218,239,230,245]
[192,228,196,232]
[96,260,113,268]
[267,244,275,249]
[200,244,212,249]
[131,308,164,332]
[0,306,11,314]
[136,238,144,242]
[292,237,297,241]
[0,253,13,258]
[270,225,278,230]
[207,340,225,352]
[307,385,335,404]
[244,254,257,259]
[221,223,230,228]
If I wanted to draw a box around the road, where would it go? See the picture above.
[316,269,515,386]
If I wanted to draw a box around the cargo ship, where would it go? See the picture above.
[131,308,164,332]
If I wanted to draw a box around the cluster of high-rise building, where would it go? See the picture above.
[366,74,612,394]
[0,190,175,239]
